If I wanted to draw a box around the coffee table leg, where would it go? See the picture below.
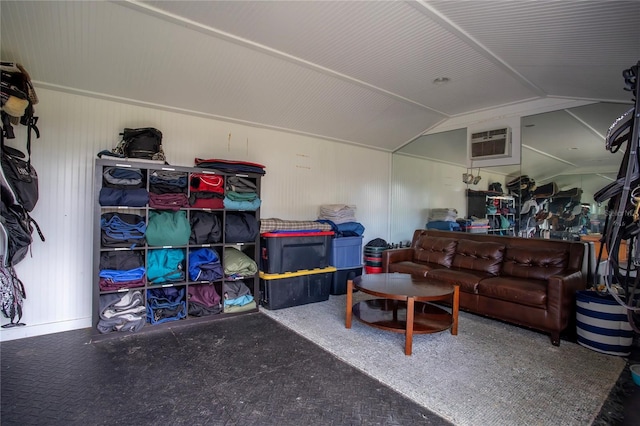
[346,279,353,329]
[405,297,414,356]
[451,285,459,335]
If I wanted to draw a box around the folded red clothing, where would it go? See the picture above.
[190,198,224,209]
[190,173,224,193]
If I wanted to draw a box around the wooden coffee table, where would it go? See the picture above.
[345,273,459,356]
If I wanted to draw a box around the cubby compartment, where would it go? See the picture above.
[146,285,187,324]
[146,247,186,285]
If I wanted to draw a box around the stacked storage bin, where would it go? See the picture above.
[330,236,364,295]
[363,246,385,274]
[259,231,336,309]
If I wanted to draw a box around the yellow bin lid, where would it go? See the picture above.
[259,266,337,280]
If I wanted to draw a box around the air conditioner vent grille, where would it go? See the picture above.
[469,127,512,160]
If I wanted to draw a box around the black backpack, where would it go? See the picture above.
[1,144,38,212]
[0,132,44,268]
[0,199,44,267]
[116,127,165,160]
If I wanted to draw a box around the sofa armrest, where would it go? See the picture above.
[546,270,586,330]
[382,248,414,272]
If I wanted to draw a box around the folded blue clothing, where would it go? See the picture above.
[147,287,187,324]
[100,214,146,240]
[99,267,146,283]
[426,220,461,231]
[316,219,365,237]
[188,248,223,281]
[105,167,143,181]
[103,167,144,187]
[99,187,149,207]
[149,174,187,188]
[147,287,184,308]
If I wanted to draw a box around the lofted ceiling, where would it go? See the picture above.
[1,1,639,187]
[397,101,634,197]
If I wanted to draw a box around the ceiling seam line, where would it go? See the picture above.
[34,81,393,153]
[411,0,547,97]
[521,144,578,167]
[116,0,450,116]
[564,109,606,141]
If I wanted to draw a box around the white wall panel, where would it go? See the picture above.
[390,154,511,243]
[0,88,390,340]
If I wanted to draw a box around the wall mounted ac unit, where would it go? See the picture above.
[469,127,512,160]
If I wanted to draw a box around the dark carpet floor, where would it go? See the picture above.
[592,334,640,426]
[1,313,450,426]
[1,312,639,425]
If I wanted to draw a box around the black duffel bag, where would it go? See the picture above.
[121,127,163,159]
[0,146,38,212]
[108,127,165,161]
[0,200,45,266]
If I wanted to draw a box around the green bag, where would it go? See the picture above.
[146,210,190,246]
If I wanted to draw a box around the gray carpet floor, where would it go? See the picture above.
[262,293,627,426]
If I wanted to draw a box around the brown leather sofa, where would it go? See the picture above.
[382,229,586,345]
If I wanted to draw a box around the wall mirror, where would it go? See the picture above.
[390,102,631,243]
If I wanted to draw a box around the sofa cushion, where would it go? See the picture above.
[451,239,505,275]
[427,268,490,293]
[477,276,547,308]
[413,236,457,268]
[387,261,440,278]
[502,246,568,280]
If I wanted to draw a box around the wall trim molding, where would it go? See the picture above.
[0,318,91,342]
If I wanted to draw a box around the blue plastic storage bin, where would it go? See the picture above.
[331,236,363,269]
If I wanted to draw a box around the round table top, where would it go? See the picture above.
[353,273,454,300]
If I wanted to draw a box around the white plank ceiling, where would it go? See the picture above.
[1,1,639,171]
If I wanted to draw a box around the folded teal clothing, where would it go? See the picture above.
[223,197,261,210]
[226,190,257,201]
[224,294,254,307]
